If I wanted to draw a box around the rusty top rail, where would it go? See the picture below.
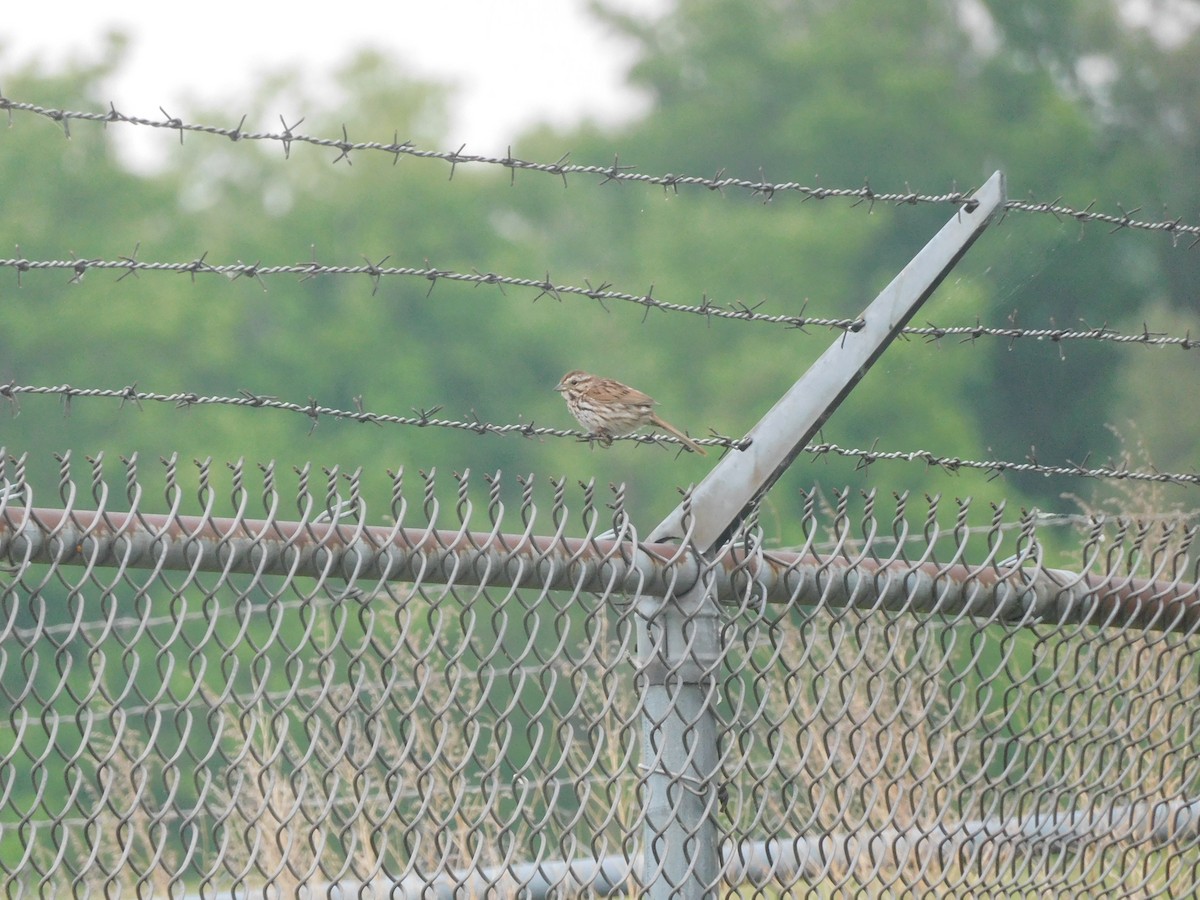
[3,505,1198,634]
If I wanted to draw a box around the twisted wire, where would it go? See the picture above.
[0,95,975,208]
[3,94,1198,245]
[4,382,1197,485]
[809,441,1200,486]
[0,254,1194,349]
[0,253,862,332]
[0,380,733,452]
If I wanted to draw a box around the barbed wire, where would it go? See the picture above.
[0,252,863,332]
[2,95,1198,246]
[898,320,1195,350]
[0,253,1194,350]
[0,380,729,451]
[3,381,1197,486]
[1002,198,1200,247]
[0,95,976,207]
[807,442,1200,486]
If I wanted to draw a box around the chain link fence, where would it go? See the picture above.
[2,450,1199,897]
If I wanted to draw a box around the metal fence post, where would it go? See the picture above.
[637,565,723,898]
[636,172,1007,897]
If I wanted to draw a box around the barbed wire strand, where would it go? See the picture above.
[2,382,1197,486]
[806,442,1200,486]
[0,253,863,333]
[0,254,1193,350]
[2,95,1199,247]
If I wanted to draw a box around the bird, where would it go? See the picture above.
[554,369,707,455]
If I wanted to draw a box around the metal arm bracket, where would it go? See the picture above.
[648,171,1007,551]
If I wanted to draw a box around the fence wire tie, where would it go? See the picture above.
[637,763,715,801]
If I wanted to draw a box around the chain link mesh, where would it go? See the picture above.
[1,450,1198,897]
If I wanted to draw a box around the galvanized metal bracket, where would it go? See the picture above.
[648,171,1007,552]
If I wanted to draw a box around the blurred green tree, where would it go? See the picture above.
[1,0,1196,535]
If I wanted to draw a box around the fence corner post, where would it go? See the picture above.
[637,564,724,898]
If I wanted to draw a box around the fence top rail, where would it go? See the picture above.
[3,503,1198,635]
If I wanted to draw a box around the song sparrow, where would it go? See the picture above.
[554,370,707,455]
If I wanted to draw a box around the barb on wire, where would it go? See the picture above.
[0,253,1195,349]
[3,381,1198,487]
[4,95,1200,244]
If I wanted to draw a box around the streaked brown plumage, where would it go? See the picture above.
[554,370,707,455]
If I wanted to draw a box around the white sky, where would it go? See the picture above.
[3,0,668,161]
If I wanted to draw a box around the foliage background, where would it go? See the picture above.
[2,0,1197,535]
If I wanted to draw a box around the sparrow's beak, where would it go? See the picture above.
[553,380,566,393]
